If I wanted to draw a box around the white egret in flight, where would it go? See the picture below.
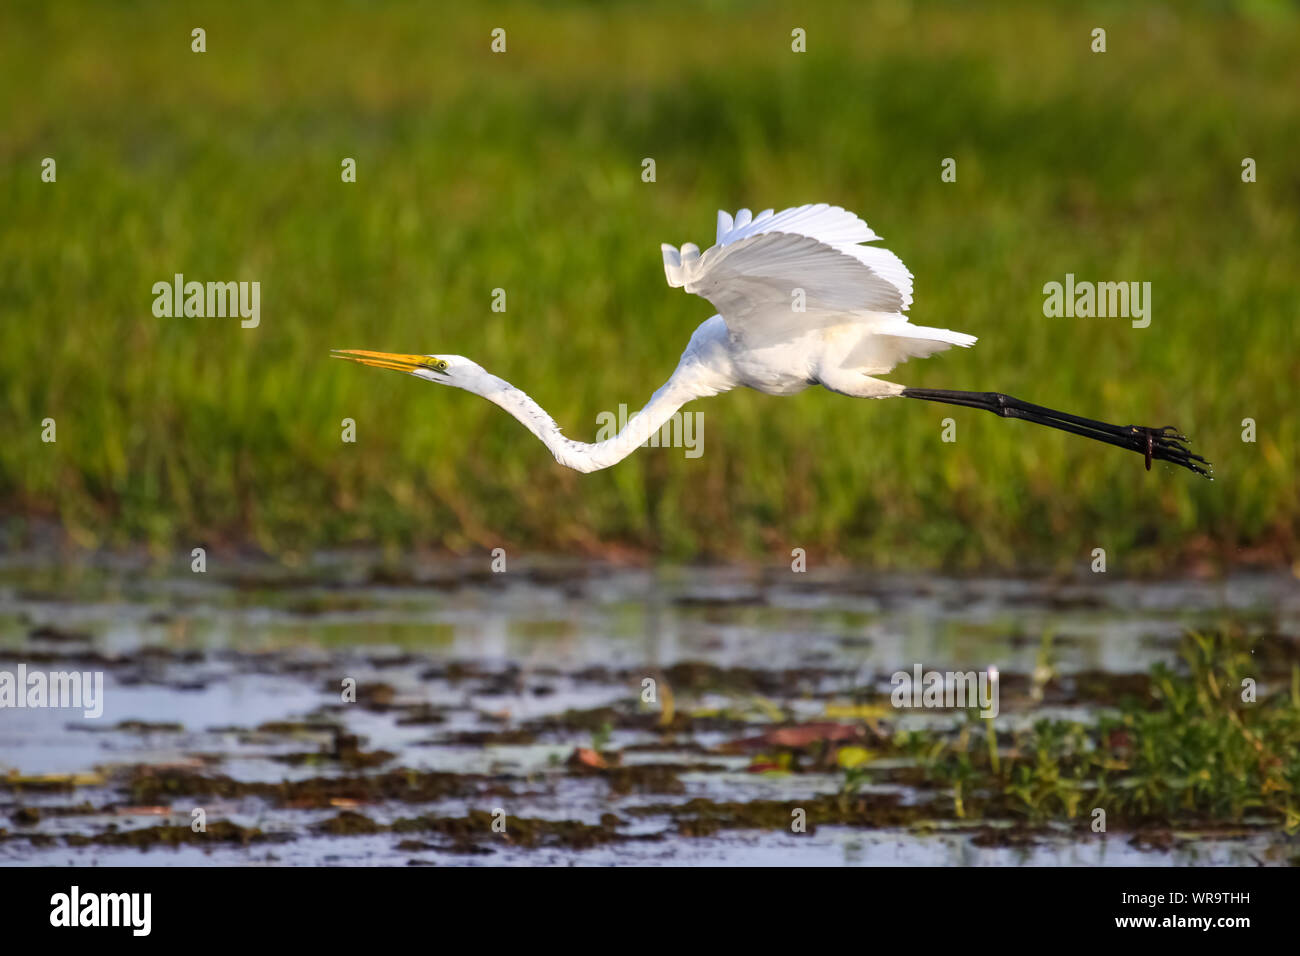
[334,204,1210,477]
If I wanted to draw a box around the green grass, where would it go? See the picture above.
[889,631,1300,831]
[1,0,1296,568]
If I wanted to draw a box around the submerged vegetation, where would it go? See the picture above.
[893,632,1300,830]
[1,1,1297,567]
[3,628,1296,860]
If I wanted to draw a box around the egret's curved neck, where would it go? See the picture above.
[471,367,705,473]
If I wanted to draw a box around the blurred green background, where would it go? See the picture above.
[1,0,1296,570]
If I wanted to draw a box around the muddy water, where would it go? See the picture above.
[0,555,1295,866]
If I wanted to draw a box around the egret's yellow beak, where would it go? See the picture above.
[330,350,446,374]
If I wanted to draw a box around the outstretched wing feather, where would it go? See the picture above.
[663,203,971,363]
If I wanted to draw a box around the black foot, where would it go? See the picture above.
[1128,425,1213,478]
[900,388,1214,479]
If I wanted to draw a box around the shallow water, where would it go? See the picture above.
[1,555,1296,866]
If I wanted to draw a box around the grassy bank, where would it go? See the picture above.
[1,1,1296,569]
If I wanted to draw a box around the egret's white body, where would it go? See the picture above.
[334,203,1209,477]
[659,204,973,404]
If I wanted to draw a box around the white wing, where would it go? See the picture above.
[661,204,974,365]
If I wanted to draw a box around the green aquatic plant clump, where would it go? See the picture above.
[895,632,1300,830]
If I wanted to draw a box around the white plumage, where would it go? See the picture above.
[661,203,975,393]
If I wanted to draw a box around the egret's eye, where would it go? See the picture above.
[421,358,449,373]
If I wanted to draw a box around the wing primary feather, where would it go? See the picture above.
[716,210,734,244]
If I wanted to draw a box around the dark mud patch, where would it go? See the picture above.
[0,820,291,850]
[428,728,538,747]
[570,661,851,697]
[565,758,729,795]
[523,703,765,738]
[622,793,925,836]
[377,809,643,851]
[27,624,93,643]
[5,801,99,824]
[125,767,509,808]
[270,732,396,770]
[63,820,288,849]
[69,719,185,734]
[308,808,632,851]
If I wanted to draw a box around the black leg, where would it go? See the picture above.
[900,388,1212,478]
